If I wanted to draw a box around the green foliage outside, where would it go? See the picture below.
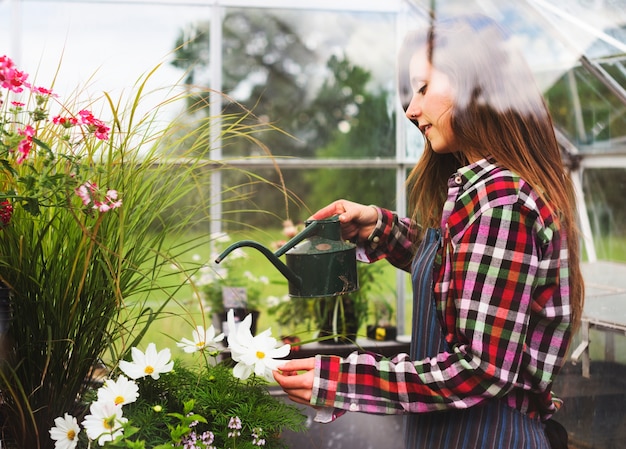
[170,10,397,228]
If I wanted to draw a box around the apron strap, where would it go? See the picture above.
[410,227,444,360]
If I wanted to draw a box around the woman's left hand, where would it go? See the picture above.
[273,358,316,406]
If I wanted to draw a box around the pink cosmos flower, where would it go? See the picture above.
[0,55,29,93]
[75,182,122,212]
[94,189,122,212]
[53,115,79,128]
[78,109,110,140]
[31,85,54,96]
[16,125,35,164]
[75,182,96,206]
[92,122,110,140]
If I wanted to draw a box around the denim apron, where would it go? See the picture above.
[403,228,550,449]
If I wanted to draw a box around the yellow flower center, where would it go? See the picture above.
[67,430,76,441]
[103,417,115,430]
[196,341,205,348]
[144,366,154,374]
[114,396,124,405]
[256,351,265,359]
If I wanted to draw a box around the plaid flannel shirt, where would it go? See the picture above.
[311,158,572,420]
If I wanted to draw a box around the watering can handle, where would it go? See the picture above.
[273,219,321,257]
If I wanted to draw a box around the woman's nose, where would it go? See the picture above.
[405,96,421,120]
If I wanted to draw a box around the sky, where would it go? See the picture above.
[1,1,207,121]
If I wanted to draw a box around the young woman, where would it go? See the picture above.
[274,15,583,449]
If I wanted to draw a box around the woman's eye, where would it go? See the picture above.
[417,85,427,95]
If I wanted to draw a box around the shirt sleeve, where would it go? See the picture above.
[357,207,418,272]
[311,202,546,415]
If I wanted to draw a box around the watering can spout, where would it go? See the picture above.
[215,216,358,298]
[215,240,302,288]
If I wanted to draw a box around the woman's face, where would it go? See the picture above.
[405,49,458,155]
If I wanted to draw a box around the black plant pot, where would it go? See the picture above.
[366,325,397,341]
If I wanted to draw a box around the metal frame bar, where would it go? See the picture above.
[17,0,403,12]
[580,55,626,109]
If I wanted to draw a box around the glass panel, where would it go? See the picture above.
[600,58,626,90]
[583,168,626,259]
[546,64,626,150]
[221,166,397,228]
[171,7,397,159]
[516,0,626,61]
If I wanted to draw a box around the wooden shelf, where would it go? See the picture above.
[287,337,411,359]
[219,336,411,362]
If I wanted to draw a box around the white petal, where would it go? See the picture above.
[232,361,253,380]
[144,343,158,360]
[131,345,147,363]
[270,343,291,359]
[176,338,199,353]
[155,347,172,367]
[118,360,144,379]
[214,332,225,342]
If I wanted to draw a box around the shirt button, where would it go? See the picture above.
[454,175,463,185]
[349,403,359,412]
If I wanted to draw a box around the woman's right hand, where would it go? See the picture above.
[311,199,378,242]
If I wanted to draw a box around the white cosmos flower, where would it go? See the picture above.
[49,413,80,449]
[118,343,174,380]
[227,309,290,381]
[177,324,225,353]
[82,401,127,446]
[97,375,139,406]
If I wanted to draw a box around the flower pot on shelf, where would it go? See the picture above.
[213,308,260,338]
[366,324,397,341]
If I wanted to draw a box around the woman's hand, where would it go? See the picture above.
[311,199,378,242]
[273,358,316,406]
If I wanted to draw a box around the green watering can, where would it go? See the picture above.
[215,216,359,298]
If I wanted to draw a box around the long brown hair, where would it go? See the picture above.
[401,16,584,329]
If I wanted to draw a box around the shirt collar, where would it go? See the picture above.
[451,157,498,190]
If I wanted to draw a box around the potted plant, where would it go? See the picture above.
[191,235,269,337]
[317,261,398,344]
[366,297,398,341]
[266,294,311,347]
[0,54,283,449]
